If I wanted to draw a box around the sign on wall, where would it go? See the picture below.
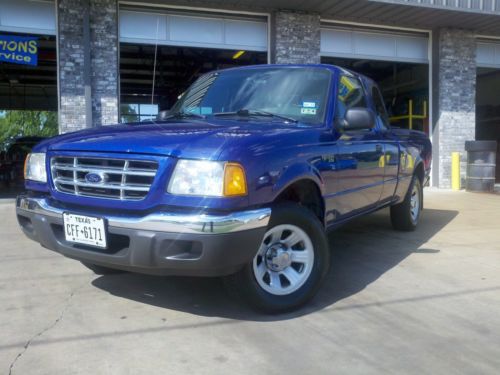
[0,35,38,66]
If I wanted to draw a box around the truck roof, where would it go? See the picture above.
[217,63,375,85]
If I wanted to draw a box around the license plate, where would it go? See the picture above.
[63,213,107,248]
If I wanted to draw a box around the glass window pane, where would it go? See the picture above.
[372,86,390,130]
[170,67,331,125]
[139,104,159,116]
[336,75,367,121]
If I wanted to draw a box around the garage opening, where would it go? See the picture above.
[118,8,268,122]
[476,67,500,182]
[0,33,58,197]
[321,56,430,134]
[120,44,267,122]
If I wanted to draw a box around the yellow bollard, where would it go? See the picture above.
[451,152,461,190]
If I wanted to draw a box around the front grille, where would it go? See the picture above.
[51,156,158,200]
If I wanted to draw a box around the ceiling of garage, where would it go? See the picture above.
[123,0,500,35]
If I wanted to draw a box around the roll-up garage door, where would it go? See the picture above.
[477,41,500,68]
[320,26,429,63]
[119,8,268,52]
[0,0,56,35]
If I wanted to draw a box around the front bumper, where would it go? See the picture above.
[16,194,271,276]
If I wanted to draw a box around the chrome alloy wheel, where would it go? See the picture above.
[253,224,314,296]
[410,183,420,223]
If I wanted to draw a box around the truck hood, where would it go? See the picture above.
[39,119,314,160]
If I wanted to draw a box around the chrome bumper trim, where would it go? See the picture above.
[16,195,271,235]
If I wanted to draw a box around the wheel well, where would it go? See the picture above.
[415,162,425,184]
[274,180,325,224]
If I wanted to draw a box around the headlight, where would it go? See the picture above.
[24,153,47,183]
[168,160,247,197]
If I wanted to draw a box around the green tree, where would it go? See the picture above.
[120,104,139,123]
[0,110,58,144]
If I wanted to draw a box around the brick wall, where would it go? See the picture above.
[57,0,88,133]
[273,11,321,64]
[57,0,119,133]
[90,0,119,126]
[436,28,476,188]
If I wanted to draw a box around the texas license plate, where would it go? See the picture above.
[63,213,107,248]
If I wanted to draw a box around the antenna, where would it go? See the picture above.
[151,17,160,106]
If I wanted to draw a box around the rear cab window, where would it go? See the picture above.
[371,85,390,131]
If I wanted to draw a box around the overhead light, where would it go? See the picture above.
[232,50,245,60]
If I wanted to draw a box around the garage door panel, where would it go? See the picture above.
[224,20,267,49]
[396,36,428,60]
[354,32,396,58]
[120,8,268,52]
[0,0,55,35]
[120,11,167,41]
[477,42,500,68]
[170,16,224,44]
[321,29,352,54]
[321,26,429,63]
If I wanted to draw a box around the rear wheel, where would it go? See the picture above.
[225,204,330,313]
[390,175,422,231]
[80,262,126,275]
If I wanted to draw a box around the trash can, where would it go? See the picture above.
[465,140,497,192]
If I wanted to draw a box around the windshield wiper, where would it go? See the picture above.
[163,111,206,120]
[213,109,298,123]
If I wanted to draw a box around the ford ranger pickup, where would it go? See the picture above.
[16,64,431,312]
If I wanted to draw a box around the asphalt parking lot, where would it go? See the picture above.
[1,189,500,374]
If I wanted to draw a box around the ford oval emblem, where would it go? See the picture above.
[85,172,104,184]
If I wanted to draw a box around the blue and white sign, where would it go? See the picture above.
[0,35,38,66]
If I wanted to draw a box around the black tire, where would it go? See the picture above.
[80,261,126,275]
[390,175,422,231]
[224,203,330,313]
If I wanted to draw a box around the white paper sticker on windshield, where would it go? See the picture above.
[301,108,317,115]
[302,101,317,108]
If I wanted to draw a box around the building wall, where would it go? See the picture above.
[57,0,119,133]
[90,0,119,126]
[435,28,477,188]
[57,0,89,133]
[273,11,320,64]
[55,3,488,190]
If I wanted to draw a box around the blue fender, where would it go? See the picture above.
[271,162,325,201]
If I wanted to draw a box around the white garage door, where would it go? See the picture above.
[477,41,500,68]
[321,26,429,63]
[0,0,56,35]
[119,9,268,52]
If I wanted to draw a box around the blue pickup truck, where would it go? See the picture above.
[17,64,431,312]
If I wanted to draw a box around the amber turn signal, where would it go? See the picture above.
[223,163,247,196]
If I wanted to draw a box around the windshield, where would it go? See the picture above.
[169,67,332,125]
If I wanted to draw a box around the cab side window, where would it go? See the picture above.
[336,75,368,127]
[372,86,390,130]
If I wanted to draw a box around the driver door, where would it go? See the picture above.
[329,75,385,219]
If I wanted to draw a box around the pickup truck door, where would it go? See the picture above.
[334,132,385,216]
[370,84,400,204]
[327,74,385,221]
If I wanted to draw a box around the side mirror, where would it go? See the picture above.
[342,108,376,131]
[157,110,170,120]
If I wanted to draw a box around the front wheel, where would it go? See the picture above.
[390,175,422,231]
[225,204,330,313]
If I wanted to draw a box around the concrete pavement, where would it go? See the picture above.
[1,189,500,374]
